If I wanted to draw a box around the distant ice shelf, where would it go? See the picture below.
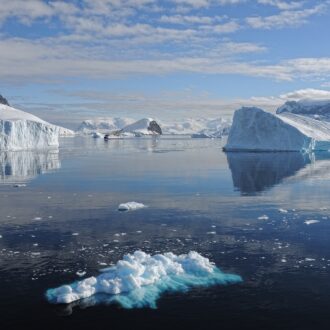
[224,107,330,152]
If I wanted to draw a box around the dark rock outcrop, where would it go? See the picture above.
[148,120,162,134]
[0,95,9,106]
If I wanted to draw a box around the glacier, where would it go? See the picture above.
[0,104,74,151]
[224,107,330,152]
[46,250,242,309]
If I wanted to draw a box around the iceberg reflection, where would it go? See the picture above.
[0,150,60,184]
[226,152,314,195]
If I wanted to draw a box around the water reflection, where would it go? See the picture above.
[0,150,60,184]
[226,152,316,195]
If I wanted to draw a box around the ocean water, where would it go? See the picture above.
[1,136,330,329]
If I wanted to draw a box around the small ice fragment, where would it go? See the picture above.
[76,271,87,277]
[13,184,26,188]
[304,220,320,225]
[0,235,2,238]
[118,202,146,211]
[33,243,38,247]
[33,217,42,221]
[305,258,315,262]
[279,209,288,214]
[281,259,287,263]
[258,215,269,220]
[207,231,216,235]
[72,233,79,236]
[136,231,142,234]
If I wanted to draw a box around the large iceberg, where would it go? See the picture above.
[46,250,242,309]
[0,103,74,151]
[224,107,330,152]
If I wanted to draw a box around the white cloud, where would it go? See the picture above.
[246,3,327,29]
[279,88,330,100]
[257,0,304,10]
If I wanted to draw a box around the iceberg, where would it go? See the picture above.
[0,102,73,151]
[224,107,330,152]
[46,250,242,309]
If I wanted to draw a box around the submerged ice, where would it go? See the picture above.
[46,250,242,308]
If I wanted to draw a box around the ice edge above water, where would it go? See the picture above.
[46,250,242,309]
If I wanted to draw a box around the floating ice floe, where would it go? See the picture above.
[118,202,146,211]
[258,215,269,220]
[46,250,242,309]
[278,208,288,214]
[304,220,320,225]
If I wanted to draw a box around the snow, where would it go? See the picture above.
[277,100,330,117]
[78,117,231,137]
[224,107,330,152]
[77,117,135,134]
[120,118,162,136]
[118,202,146,211]
[0,104,73,150]
[46,250,242,308]
[92,132,104,138]
[162,118,231,137]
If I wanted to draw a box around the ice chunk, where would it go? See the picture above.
[46,250,242,308]
[224,107,330,152]
[304,220,320,225]
[258,215,269,220]
[118,202,146,211]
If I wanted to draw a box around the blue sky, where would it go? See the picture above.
[0,0,330,127]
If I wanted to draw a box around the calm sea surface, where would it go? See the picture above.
[1,136,330,329]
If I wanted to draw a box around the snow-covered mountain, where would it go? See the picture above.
[224,107,330,152]
[77,117,231,138]
[161,118,231,137]
[77,117,135,133]
[120,118,162,135]
[277,100,330,118]
[104,118,162,138]
[0,103,74,151]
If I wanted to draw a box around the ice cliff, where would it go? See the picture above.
[224,107,330,152]
[0,103,73,151]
